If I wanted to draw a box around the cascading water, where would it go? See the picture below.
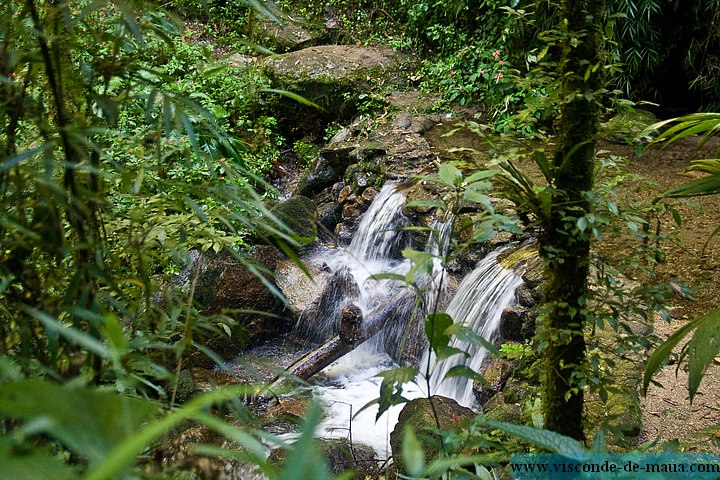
[420,250,524,407]
[291,183,526,458]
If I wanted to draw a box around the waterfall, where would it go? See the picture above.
[420,250,524,407]
[294,183,412,346]
[346,184,410,263]
[288,183,526,457]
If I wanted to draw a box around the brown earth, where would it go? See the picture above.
[599,137,720,452]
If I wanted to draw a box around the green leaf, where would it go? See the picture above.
[444,365,489,387]
[426,312,454,357]
[484,420,587,457]
[438,163,463,188]
[0,380,159,466]
[24,307,109,359]
[405,199,446,210]
[444,323,499,356]
[261,88,326,112]
[687,159,720,175]
[425,454,500,477]
[643,315,707,395]
[0,447,80,480]
[278,403,332,480]
[686,308,720,401]
[373,367,418,420]
[402,426,425,477]
[660,174,720,198]
[465,169,499,184]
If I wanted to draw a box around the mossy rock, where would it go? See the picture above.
[390,396,475,468]
[263,45,410,119]
[601,108,657,144]
[268,438,379,479]
[584,327,643,446]
[270,195,319,246]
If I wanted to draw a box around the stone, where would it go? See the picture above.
[297,156,337,198]
[601,108,657,144]
[270,195,319,247]
[361,186,378,203]
[183,246,290,365]
[515,283,539,307]
[390,396,475,467]
[337,185,352,204]
[263,45,409,116]
[275,258,329,314]
[316,201,341,233]
[499,305,535,342]
[296,266,360,342]
[473,357,515,406]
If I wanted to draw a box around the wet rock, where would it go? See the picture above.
[335,222,355,245]
[263,45,409,116]
[317,201,342,234]
[262,397,310,434]
[186,246,290,364]
[275,259,329,314]
[499,305,535,342]
[297,266,360,342]
[473,357,515,406]
[270,195,319,248]
[515,283,540,307]
[390,396,475,467]
[297,157,337,198]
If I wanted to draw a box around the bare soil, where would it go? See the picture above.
[600,137,720,452]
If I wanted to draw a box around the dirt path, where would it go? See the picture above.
[601,137,720,451]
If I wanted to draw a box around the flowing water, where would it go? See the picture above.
[289,183,525,458]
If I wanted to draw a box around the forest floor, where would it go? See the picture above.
[600,137,720,452]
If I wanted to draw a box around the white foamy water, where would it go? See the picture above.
[313,344,426,459]
[286,183,524,457]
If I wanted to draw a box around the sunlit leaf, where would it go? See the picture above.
[0,380,159,466]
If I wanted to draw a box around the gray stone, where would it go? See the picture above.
[390,396,475,468]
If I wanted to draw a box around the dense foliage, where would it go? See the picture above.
[2,0,718,478]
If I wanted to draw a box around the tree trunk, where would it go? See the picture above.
[540,0,605,441]
[266,292,413,394]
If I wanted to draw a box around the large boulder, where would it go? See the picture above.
[263,45,410,118]
[184,246,291,363]
[269,195,319,249]
[390,396,475,468]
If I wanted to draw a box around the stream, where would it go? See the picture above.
[284,182,525,458]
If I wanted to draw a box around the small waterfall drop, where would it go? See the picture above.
[287,183,526,457]
[420,250,524,407]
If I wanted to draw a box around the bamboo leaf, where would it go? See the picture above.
[686,308,720,401]
[660,175,720,198]
[643,316,706,394]
[261,88,325,111]
[484,420,587,457]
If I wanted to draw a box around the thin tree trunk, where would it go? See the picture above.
[540,0,605,441]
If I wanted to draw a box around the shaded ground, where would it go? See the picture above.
[600,137,720,451]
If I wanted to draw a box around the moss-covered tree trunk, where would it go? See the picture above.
[540,0,605,441]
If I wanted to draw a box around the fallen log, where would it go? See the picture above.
[265,292,413,395]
